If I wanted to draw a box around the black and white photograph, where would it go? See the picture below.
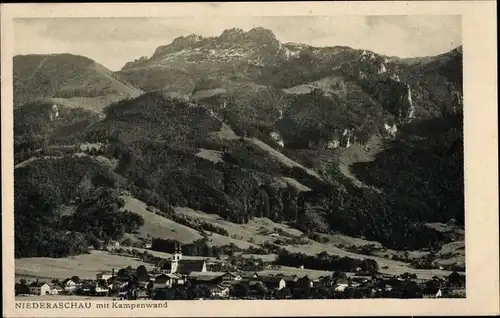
[2,2,498,317]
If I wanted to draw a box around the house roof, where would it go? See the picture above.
[154,273,181,282]
[241,272,259,279]
[232,279,260,287]
[176,260,206,274]
[276,274,298,282]
[259,275,284,284]
[336,279,349,284]
[29,282,48,287]
[189,271,225,277]
[188,272,224,282]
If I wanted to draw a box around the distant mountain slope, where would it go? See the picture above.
[115,27,462,154]
[13,27,464,266]
[13,53,143,110]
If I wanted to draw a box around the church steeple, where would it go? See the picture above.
[173,243,183,262]
[170,243,182,274]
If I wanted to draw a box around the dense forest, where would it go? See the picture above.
[14,157,144,257]
[14,90,463,258]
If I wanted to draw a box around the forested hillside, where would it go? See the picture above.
[14,27,463,262]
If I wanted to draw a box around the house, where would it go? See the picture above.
[424,288,443,298]
[259,275,286,291]
[137,274,153,289]
[296,276,314,288]
[94,284,109,296]
[220,272,242,288]
[161,244,207,275]
[316,276,334,287]
[28,282,51,296]
[153,273,183,289]
[188,272,225,287]
[241,272,259,280]
[62,279,78,292]
[230,279,262,297]
[279,275,298,289]
[47,284,63,295]
[208,285,230,298]
[334,278,350,292]
[136,289,149,299]
[96,270,114,281]
[79,281,94,295]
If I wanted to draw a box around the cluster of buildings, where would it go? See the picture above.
[17,246,463,299]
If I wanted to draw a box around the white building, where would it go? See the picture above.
[63,279,78,292]
[96,272,113,281]
[29,282,51,296]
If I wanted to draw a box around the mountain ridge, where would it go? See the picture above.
[13,26,465,278]
[13,53,143,111]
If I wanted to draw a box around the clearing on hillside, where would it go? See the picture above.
[121,196,203,243]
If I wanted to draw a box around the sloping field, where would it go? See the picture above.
[15,251,153,280]
[259,266,333,279]
[338,135,384,191]
[213,123,323,183]
[171,207,460,278]
[119,247,207,261]
[281,177,312,192]
[213,123,239,140]
[121,196,203,243]
[205,232,258,249]
[246,137,323,181]
[174,207,303,244]
[324,234,384,248]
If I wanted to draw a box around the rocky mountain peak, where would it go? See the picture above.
[218,27,246,42]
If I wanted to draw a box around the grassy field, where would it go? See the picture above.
[172,206,462,279]
[121,196,203,243]
[175,207,303,245]
[16,173,461,283]
[15,251,154,281]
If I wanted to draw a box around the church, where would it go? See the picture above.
[160,243,207,275]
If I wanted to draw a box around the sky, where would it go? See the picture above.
[14,15,462,71]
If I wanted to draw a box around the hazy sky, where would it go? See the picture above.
[14,15,462,71]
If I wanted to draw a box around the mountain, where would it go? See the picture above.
[116,28,462,150]
[13,53,143,111]
[14,27,464,274]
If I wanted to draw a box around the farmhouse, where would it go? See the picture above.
[334,278,350,292]
[96,270,114,281]
[153,273,183,289]
[62,279,78,292]
[208,285,230,298]
[259,275,286,291]
[188,271,241,288]
[94,284,109,296]
[47,284,63,295]
[28,282,51,296]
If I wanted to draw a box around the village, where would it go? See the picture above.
[16,243,466,300]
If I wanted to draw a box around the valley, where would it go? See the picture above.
[13,26,464,299]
